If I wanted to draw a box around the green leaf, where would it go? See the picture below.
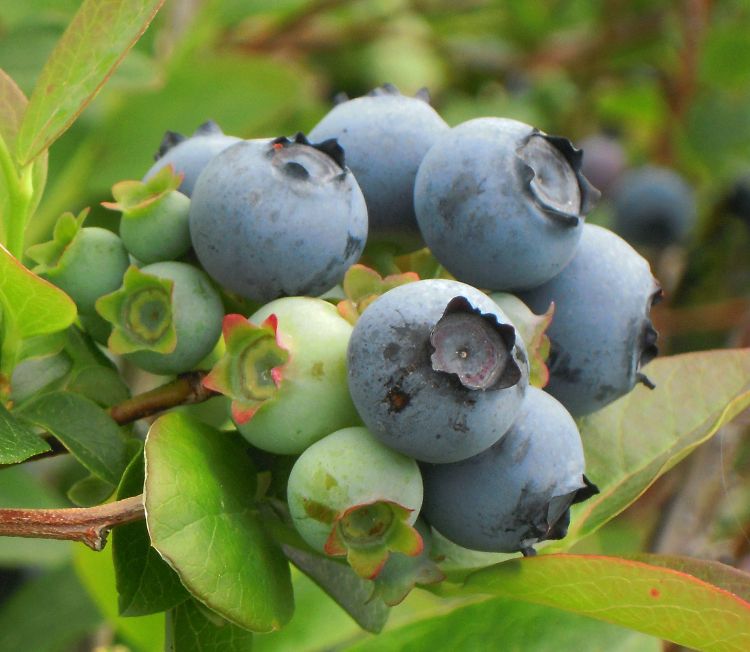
[113,447,191,616]
[167,599,254,652]
[74,543,164,652]
[630,554,750,603]
[0,244,76,338]
[66,473,115,507]
[144,412,294,632]
[567,350,750,544]
[0,400,50,463]
[17,390,128,485]
[345,595,660,652]
[463,554,750,652]
[283,545,390,634]
[0,565,101,652]
[15,0,166,164]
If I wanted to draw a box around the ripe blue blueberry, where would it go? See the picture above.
[143,121,242,196]
[414,117,600,291]
[189,134,368,302]
[421,386,598,554]
[612,166,696,247]
[519,224,661,417]
[578,133,625,197]
[309,84,448,251]
[347,279,529,463]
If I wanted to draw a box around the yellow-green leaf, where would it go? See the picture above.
[16,0,165,164]
[464,554,750,652]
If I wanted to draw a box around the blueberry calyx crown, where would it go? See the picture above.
[154,120,225,161]
[516,131,601,226]
[26,208,89,274]
[429,296,522,391]
[335,83,432,105]
[270,132,346,172]
[636,286,663,389]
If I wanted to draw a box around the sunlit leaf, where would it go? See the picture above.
[0,401,50,464]
[16,0,165,164]
[464,554,750,652]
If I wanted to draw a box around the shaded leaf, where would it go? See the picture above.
[0,69,26,151]
[144,412,294,632]
[113,447,190,616]
[464,554,750,652]
[0,565,101,652]
[283,545,390,634]
[0,465,71,566]
[0,401,50,464]
[346,595,660,652]
[167,599,254,652]
[17,391,128,485]
[66,473,115,507]
[567,350,750,544]
[74,544,164,652]
[16,0,166,164]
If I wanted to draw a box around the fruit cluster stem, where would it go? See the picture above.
[0,494,145,551]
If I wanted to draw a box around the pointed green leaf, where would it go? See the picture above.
[144,412,294,632]
[346,596,660,652]
[0,244,76,339]
[113,447,190,616]
[567,349,750,544]
[167,599,254,652]
[282,545,390,634]
[16,391,129,485]
[463,554,750,652]
[16,0,166,164]
[0,401,50,463]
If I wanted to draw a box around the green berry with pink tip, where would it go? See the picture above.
[287,426,424,579]
[203,297,360,454]
[103,165,191,263]
[26,208,129,314]
[95,262,223,375]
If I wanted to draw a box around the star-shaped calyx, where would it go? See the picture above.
[26,208,89,274]
[305,498,423,579]
[337,264,419,325]
[203,314,290,425]
[102,165,184,217]
[95,266,177,355]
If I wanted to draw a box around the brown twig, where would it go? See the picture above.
[107,370,216,425]
[0,494,145,551]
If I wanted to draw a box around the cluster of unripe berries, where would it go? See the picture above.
[27,84,663,587]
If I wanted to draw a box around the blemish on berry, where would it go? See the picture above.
[386,386,411,413]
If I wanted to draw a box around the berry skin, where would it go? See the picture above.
[143,121,242,196]
[612,166,696,247]
[189,134,368,302]
[347,279,529,463]
[287,426,424,579]
[26,209,130,315]
[519,224,661,417]
[95,262,224,376]
[309,84,449,251]
[422,386,597,554]
[203,297,361,455]
[414,117,600,291]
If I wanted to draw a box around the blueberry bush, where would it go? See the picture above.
[1,2,750,651]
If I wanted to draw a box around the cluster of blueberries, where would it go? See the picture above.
[26,84,663,586]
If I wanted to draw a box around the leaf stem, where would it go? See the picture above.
[0,134,34,258]
[0,494,144,550]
